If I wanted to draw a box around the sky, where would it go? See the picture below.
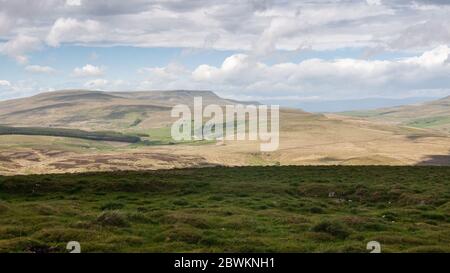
[1,0,450,105]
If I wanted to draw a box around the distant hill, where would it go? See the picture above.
[340,96,450,134]
[259,97,434,112]
[0,90,255,132]
[0,90,449,174]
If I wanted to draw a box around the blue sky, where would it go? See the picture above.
[1,0,450,104]
[0,46,236,91]
[1,45,413,92]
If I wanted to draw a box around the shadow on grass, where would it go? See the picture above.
[417,150,450,166]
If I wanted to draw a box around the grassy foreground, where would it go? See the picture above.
[0,166,449,253]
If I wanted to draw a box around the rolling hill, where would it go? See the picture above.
[0,90,250,132]
[0,90,449,175]
[340,96,450,134]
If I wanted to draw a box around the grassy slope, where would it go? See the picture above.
[0,166,449,253]
[1,90,450,174]
[1,108,450,176]
[0,90,245,133]
[340,96,450,134]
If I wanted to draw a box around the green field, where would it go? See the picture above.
[406,116,450,129]
[0,166,449,253]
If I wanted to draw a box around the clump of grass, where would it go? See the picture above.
[309,207,325,214]
[32,228,96,242]
[33,204,58,215]
[127,212,151,223]
[0,238,58,253]
[340,216,386,232]
[200,236,222,246]
[163,213,213,229]
[0,201,9,214]
[96,210,130,227]
[323,242,365,253]
[173,199,189,206]
[311,220,351,239]
[380,211,398,221]
[0,226,29,239]
[163,226,203,244]
[101,202,125,211]
[406,246,450,253]
[208,195,224,201]
[105,235,144,246]
[421,212,446,221]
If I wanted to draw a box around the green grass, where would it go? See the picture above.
[131,125,219,146]
[405,116,450,128]
[340,111,450,133]
[0,166,449,253]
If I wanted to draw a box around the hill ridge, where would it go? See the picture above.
[340,95,450,134]
[0,89,261,130]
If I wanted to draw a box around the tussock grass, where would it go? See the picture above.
[0,166,449,252]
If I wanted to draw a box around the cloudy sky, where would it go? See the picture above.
[1,0,450,105]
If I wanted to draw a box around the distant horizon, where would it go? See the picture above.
[0,88,443,113]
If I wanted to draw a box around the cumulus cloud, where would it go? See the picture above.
[0,0,449,52]
[366,0,382,6]
[84,79,108,89]
[0,35,41,64]
[83,78,130,90]
[0,79,55,100]
[0,12,13,35]
[0,80,11,87]
[25,65,56,74]
[46,18,102,47]
[187,45,450,99]
[72,64,104,77]
[403,45,450,67]
[66,0,81,7]
[138,63,198,90]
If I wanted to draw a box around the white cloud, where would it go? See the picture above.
[84,78,108,89]
[0,13,12,35]
[0,35,41,64]
[66,0,81,7]
[84,79,131,91]
[193,54,265,85]
[0,80,11,87]
[139,63,189,81]
[366,0,382,6]
[46,17,102,47]
[25,65,56,74]
[73,64,104,77]
[403,45,450,67]
[138,63,197,90]
[0,79,55,100]
[0,1,448,52]
[183,45,450,99]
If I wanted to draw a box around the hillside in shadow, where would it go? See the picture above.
[418,151,450,166]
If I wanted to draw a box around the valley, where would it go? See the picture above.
[340,96,450,134]
[0,90,449,175]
